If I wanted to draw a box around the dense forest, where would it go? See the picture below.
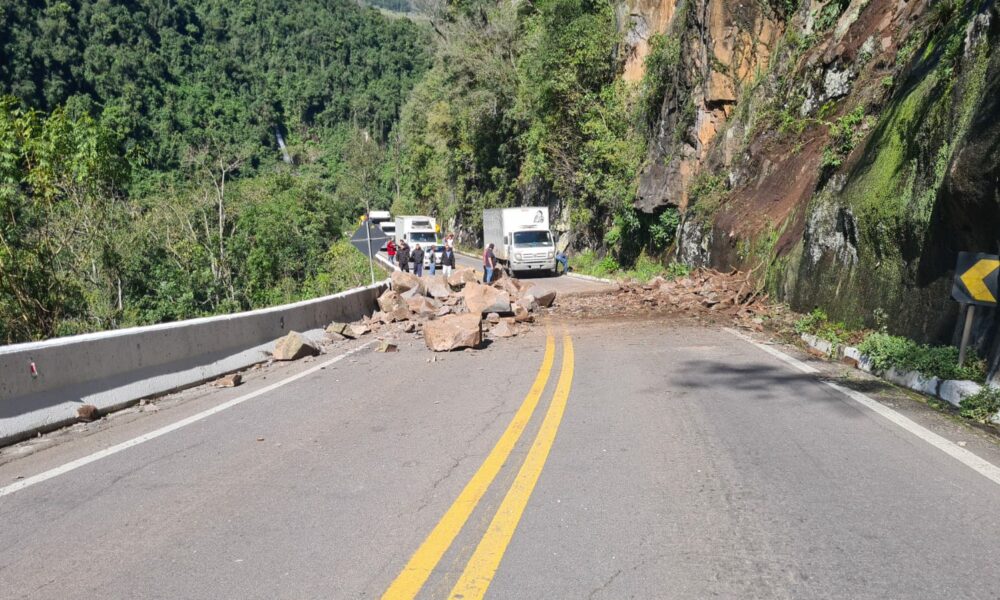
[393,0,674,265]
[0,0,429,343]
[5,0,997,356]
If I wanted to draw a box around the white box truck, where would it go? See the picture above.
[368,210,392,250]
[483,207,556,275]
[395,216,440,269]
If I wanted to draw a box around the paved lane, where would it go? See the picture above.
[2,319,1000,599]
[378,250,614,296]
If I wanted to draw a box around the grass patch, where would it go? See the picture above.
[857,332,987,382]
[959,386,1000,424]
[794,308,851,346]
[569,249,690,283]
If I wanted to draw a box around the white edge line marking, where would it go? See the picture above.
[724,327,1000,487]
[0,341,376,498]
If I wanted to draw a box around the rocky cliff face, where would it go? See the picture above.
[625,0,781,211]
[628,0,1000,371]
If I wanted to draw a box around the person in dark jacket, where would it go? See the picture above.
[397,241,410,273]
[441,246,456,278]
[412,244,425,277]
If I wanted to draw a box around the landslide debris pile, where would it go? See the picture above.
[325,268,555,352]
[559,269,779,329]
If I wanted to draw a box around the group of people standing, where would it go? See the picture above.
[389,233,569,283]
[386,233,457,278]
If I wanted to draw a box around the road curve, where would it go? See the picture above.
[1,320,999,599]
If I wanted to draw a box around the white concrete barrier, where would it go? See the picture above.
[0,280,388,445]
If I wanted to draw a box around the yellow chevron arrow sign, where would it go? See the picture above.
[960,259,999,303]
[953,254,1000,306]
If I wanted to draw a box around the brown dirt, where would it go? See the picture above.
[551,268,796,333]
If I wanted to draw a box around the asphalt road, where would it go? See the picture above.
[2,319,1000,599]
[379,250,613,296]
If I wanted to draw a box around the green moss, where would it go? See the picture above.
[687,172,726,217]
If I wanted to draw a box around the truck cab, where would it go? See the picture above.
[483,207,556,275]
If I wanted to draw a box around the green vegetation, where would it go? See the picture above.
[0,0,428,343]
[959,386,1000,424]
[687,172,727,216]
[397,0,659,265]
[639,33,683,128]
[794,309,851,346]
[857,333,986,383]
[819,107,866,178]
[569,249,690,283]
[813,0,850,33]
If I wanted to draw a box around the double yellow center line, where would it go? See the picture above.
[382,333,575,600]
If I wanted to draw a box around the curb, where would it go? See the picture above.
[799,333,1000,424]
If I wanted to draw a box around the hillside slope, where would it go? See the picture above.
[624,0,999,363]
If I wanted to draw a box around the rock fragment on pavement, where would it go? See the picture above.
[273,331,320,361]
[423,314,483,351]
[77,404,99,421]
[447,267,478,289]
[214,373,243,387]
[462,283,511,315]
[377,289,408,314]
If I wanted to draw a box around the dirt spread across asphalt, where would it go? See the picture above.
[551,269,792,332]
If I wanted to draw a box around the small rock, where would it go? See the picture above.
[77,404,99,421]
[486,312,501,324]
[326,322,349,336]
[532,288,556,308]
[348,323,371,338]
[376,341,399,353]
[512,304,533,323]
[214,373,243,388]
[491,320,516,338]
[273,331,320,361]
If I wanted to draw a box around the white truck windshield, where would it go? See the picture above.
[410,232,437,243]
[513,231,552,247]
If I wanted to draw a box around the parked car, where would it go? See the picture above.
[408,244,446,270]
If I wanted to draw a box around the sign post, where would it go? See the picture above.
[349,219,390,285]
[951,252,1000,366]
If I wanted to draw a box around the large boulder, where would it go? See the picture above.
[517,293,540,312]
[273,331,320,361]
[392,270,425,295]
[448,267,479,289]
[423,314,483,351]
[462,283,512,315]
[531,287,557,308]
[377,289,408,313]
[425,275,453,299]
[406,295,442,317]
[493,277,522,296]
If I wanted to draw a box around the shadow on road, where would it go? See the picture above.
[670,359,897,418]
